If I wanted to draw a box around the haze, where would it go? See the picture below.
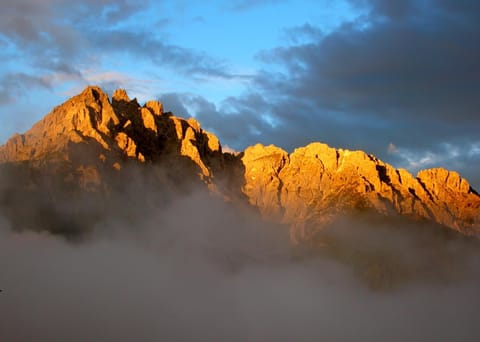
[1,173,480,341]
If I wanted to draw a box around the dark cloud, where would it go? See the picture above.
[0,0,240,95]
[348,0,418,19]
[89,28,245,79]
[255,17,480,146]
[166,91,278,148]
[190,0,480,187]
[0,73,51,105]
[0,0,136,101]
[0,0,111,68]
[158,93,191,117]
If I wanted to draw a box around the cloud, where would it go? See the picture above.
[387,143,399,154]
[0,0,142,106]
[79,69,155,98]
[0,0,241,101]
[161,91,279,148]
[254,14,480,148]
[190,0,480,187]
[87,28,241,80]
[0,0,256,144]
[158,93,191,117]
[0,73,52,105]
[0,0,478,189]
[348,0,418,19]
[1,182,480,341]
[388,142,480,190]
[1,0,94,71]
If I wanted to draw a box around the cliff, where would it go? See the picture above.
[0,86,478,239]
[242,143,480,240]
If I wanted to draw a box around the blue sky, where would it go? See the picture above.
[1,0,479,188]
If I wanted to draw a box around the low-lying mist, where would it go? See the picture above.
[1,168,480,341]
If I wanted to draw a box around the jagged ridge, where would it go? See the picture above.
[0,86,233,192]
[242,143,480,239]
[0,86,478,239]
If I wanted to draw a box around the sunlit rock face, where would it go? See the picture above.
[0,86,118,161]
[241,142,480,240]
[0,86,228,193]
[0,86,478,239]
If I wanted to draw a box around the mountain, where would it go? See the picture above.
[242,143,480,240]
[0,86,231,191]
[0,86,479,241]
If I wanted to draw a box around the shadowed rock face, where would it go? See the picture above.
[0,86,478,240]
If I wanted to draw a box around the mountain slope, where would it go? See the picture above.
[242,142,480,240]
[0,86,245,237]
[0,86,239,193]
[0,86,478,239]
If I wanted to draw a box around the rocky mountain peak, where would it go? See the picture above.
[145,100,163,116]
[241,141,480,239]
[0,85,478,240]
[0,86,230,192]
[112,88,131,102]
[417,168,473,195]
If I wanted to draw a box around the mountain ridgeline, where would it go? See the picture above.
[0,86,479,242]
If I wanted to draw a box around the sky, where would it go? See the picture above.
[0,0,479,188]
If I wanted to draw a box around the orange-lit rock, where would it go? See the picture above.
[241,141,480,239]
[0,86,225,190]
[242,144,288,219]
[115,132,137,158]
[0,85,478,240]
[145,100,163,116]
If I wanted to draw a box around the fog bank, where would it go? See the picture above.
[1,188,480,341]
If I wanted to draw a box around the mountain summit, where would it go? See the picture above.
[0,86,478,239]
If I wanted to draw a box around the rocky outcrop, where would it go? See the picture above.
[242,142,480,240]
[0,86,118,161]
[0,86,227,193]
[0,86,478,240]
